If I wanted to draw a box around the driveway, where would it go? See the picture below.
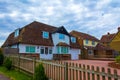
[0,74,10,80]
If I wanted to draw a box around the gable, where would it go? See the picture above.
[111,32,120,42]
[53,26,70,36]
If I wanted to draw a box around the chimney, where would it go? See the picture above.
[107,32,110,35]
[118,27,120,32]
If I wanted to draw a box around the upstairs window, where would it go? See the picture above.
[14,29,19,37]
[71,37,76,43]
[92,41,95,45]
[85,39,88,44]
[43,31,49,39]
[59,33,65,40]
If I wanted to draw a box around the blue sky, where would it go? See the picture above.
[0,0,120,47]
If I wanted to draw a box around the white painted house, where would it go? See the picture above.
[2,21,81,60]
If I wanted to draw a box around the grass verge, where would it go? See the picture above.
[0,66,32,80]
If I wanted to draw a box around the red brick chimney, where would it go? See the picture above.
[118,27,120,32]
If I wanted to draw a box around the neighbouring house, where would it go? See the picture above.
[110,27,120,54]
[100,32,116,47]
[70,30,99,59]
[2,21,81,60]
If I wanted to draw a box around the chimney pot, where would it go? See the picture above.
[107,32,110,35]
[118,27,120,32]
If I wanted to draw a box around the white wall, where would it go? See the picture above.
[18,44,53,59]
[52,33,70,53]
[69,49,81,60]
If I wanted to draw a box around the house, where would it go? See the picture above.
[70,30,99,59]
[100,32,116,47]
[110,27,120,54]
[2,21,81,60]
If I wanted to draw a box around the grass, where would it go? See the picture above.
[0,66,32,80]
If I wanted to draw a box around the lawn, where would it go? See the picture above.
[0,66,32,80]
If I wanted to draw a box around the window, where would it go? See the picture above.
[45,47,48,54]
[40,47,44,54]
[49,48,52,54]
[57,46,68,54]
[59,33,65,40]
[43,31,49,39]
[88,50,93,55]
[14,29,19,37]
[92,41,95,45]
[26,46,35,53]
[71,37,76,43]
[85,39,88,44]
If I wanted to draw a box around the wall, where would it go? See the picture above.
[83,40,98,47]
[69,49,81,60]
[52,33,70,53]
[19,44,53,60]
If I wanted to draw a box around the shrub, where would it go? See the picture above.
[115,56,120,63]
[0,48,4,66]
[33,63,48,80]
[4,57,12,70]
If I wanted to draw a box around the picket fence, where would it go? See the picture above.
[10,56,120,80]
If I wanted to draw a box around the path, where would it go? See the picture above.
[0,74,10,80]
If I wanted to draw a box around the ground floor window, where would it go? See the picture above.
[26,46,35,53]
[57,46,68,54]
[88,50,94,55]
[40,47,52,54]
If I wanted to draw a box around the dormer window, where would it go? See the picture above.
[71,37,76,43]
[43,31,49,39]
[59,33,65,40]
[14,29,19,37]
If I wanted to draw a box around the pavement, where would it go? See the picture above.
[0,73,10,80]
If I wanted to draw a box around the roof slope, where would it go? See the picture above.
[70,30,99,42]
[100,33,116,43]
[2,21,57,47]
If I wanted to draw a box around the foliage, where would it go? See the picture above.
[34,63,48,80]
[0,66,32,80]
[115,56,120,63]
[4,58,12,70]
[0,48,4,66]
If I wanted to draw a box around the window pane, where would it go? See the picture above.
[49,49,52,54]
[57,47,60,54]
[45,47,48,54]
[59,33,65,39]
[92,41,95,45]
[26,46,29,52]
[86,40,88,44]
[43,31,49,39]
[71,37,76,43]
[40,47,44,54]
[30,46,35,53]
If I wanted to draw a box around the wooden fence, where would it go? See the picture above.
[10,56,120,80]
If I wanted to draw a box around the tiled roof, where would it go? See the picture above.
[95,43,112,50]
[56,42,70,47]
[70,30,99,42]
[100,33,116,43]
[2,21,57,47]
[2,21,80,49]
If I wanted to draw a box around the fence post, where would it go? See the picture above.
[83,64,86,80]
[96,66,100,80]
[108,68,111,80]
[18,54,20,72]
[87,65,90,80]
[114,69,118,80]
[33,57,36,78]
[64,62,68,80]
[92,66,95,80]
[102,67,105,80]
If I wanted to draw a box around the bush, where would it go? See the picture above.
[34,63,48,80]
[0,48,4,66]
[4,57,12,70]
[115,56,120,63]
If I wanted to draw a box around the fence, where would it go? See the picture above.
[10,56,120,80]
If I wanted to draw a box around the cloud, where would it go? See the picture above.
[0,0,120,46]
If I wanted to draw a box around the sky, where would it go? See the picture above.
[0,0,120,47]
